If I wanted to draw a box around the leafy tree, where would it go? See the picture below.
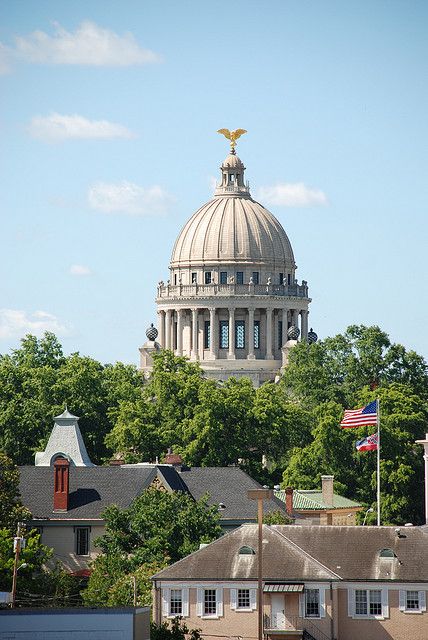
[0,333,142,464]
[83,488,222,607]
[281,325,428,408]
[282,384,428,525]
[151,617,202,640]
[0,452,31,530]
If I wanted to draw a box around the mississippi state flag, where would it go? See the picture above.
[340,400,378,428]
[356,433,378,451]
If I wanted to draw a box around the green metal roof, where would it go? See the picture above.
[275,489,362,511]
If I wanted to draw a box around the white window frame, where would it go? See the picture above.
[162,588,189,618]
[230,586,257,612]
[197,587,223,619]
[348,587,388,620]
[299,586,326,619]
[399,589,426,614]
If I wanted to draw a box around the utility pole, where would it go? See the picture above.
[11,522,24,608]
[248,489,273,640]
[132,575,137,607]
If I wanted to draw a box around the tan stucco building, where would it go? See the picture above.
[140,143,315,385]
[153,523,428,640]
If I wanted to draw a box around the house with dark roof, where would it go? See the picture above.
[152,523,428,640]
[19,410,286,573]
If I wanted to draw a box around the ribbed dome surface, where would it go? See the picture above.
[171,196,295,267]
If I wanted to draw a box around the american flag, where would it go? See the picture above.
[340,400,378,429]
[356,433,378,451]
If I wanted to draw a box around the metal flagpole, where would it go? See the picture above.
[376,398,381,526]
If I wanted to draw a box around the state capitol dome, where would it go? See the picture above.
[140,136,313,386]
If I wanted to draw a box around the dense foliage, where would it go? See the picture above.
[83,489,222,607]
[151,617,202,640]
[1,325,427,529]
[0,333,142,464]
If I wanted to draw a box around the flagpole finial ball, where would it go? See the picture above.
[308,328,318,344]
[145,323,158,341]
[287,325,300,340]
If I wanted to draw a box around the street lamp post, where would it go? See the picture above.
[11,522,26,608]
[363,507,374,526]
[248,488,273,640]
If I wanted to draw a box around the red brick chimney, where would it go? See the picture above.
[285,487,294,515]
[164,448,184,467]
[53,457,70,512]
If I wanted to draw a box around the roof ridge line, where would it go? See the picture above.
[269,525,342,580]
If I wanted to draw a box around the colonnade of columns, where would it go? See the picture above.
[156,307,309,360]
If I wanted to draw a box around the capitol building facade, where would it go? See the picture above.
[140,139,314,385]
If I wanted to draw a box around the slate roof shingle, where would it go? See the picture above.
[153,524,428,583]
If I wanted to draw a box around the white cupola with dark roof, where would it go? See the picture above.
[141,130,315,385]
[35,408,95,467]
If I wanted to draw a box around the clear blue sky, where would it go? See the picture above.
[1,0,427,364]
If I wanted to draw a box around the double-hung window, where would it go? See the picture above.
[300,587,325,619]
[197,587,223,618]
[230,587,257,612]
[75,527,90,556]
[236,271,244,285]
[170,589,182,615]
[162,588,189,618]
[349,588,387,619]
[220,271,228,284]
[205,272,212,284]
[399,589,426,613]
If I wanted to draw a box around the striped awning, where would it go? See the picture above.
[263,584,304,593]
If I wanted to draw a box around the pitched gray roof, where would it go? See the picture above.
[153,524,428,583]
[19,464,286,522]
[177,467,286,521]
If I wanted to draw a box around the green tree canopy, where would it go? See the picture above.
[83,488,222,607]
[0,333,143,464]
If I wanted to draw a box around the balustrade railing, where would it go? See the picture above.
[156,282,309,299]
[263,614,330,640]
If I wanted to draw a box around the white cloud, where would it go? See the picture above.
[69,264,92,276]
[0,309,70,340]
[29,113,134,143]
[257,182,328,207]
[88,181,173,216]
[14,20,160,66]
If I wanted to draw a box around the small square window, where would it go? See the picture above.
[252,272,259,284]
[205,272,212,284]
[220,271,227,284]
[170,589,183,615]
[237,589,250,609]
[236,272,244,285]
[191,272,197,284]
[204,589,217,615]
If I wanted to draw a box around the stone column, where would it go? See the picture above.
[158,310,165,348]
[165,309,172,350]
[191,308,198,360]
[292,309,299,330]
[282,308,288,345]
[266,308,273,359]
[301,309,309,340]
[248,308,255,360]
[228,307,235,360]
[176,309,183,355]
[209,307,217,359]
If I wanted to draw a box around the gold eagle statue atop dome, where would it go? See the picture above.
[217,128,247,151]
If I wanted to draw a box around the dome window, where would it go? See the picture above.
[252,272,259,285]
[379,548,396,558]
[220,271,227,285]
[191,272,197,284]
[205,272,212,285]
[236,271,244,285]
[279,273,284,285]
[239,545,255,555]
